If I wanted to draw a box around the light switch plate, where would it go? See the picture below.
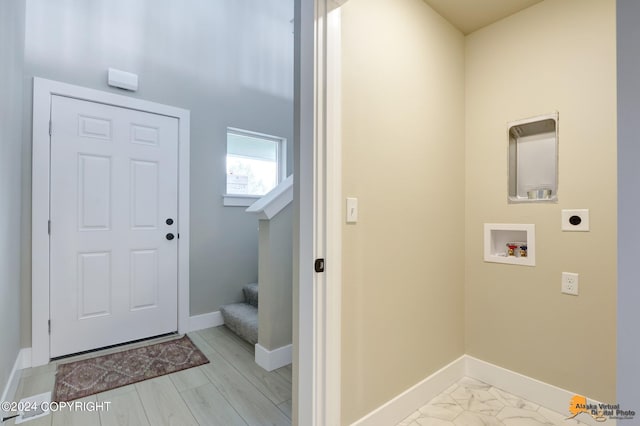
[346,197,358,223]
[561,209,589,231]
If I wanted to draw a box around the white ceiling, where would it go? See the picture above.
[423,0,544,34]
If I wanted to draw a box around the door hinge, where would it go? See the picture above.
[48,320,51,334]
[314,258,325,273]
[49,120,52,136]
[48,220,51,235]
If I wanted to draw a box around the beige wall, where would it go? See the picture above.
[465,0,616,403]
[341,0,466,423]
[258,205,293,350]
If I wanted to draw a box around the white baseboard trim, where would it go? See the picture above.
[465,356,613,426]
[188,311,224,332]
[350,355,614,426]
[351,355,466,426]
[254,343,292,372]
[1,348,30,417]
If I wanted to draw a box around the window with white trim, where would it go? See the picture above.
[224,128,286,206]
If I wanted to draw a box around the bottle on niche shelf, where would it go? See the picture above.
[519,244,528,257]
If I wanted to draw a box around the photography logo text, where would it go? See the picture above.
[568,395,636,422]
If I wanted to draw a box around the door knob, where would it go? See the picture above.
[166,218,174,225]
[166,233,175,241]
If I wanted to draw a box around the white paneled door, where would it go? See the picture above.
[49,95,179,358]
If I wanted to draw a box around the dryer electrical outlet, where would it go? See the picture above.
[561,209,589,231]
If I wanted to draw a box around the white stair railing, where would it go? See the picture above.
[245,174,293,220]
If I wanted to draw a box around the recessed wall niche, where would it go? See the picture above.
[508,113,558,203]
[484,223,535,266]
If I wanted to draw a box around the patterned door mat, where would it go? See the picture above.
[53,335,209,402]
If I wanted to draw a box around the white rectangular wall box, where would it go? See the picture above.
[107,68,139,91]
[508,113,558,203]
[484,223,535,266]
[561,209,589,231]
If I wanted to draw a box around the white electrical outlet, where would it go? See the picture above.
[561,272,579,296]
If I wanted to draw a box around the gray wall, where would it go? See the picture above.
[0,0,25,391]
[20,0,294,346]
[617,0,640,414]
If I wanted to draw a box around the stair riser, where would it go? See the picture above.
[243,283,259,308]
[220,302,258,345]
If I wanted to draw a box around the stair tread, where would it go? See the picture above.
[220,302,258,345]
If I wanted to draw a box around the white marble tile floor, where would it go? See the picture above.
[397,377,589,426]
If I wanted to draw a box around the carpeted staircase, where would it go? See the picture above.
[220,283,259,345]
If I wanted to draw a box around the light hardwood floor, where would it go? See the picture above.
[6,326,292,426]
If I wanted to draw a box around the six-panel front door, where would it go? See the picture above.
[49,95,179,358]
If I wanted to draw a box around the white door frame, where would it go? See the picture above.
[296,0,342,424]
[31,77,191,367]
